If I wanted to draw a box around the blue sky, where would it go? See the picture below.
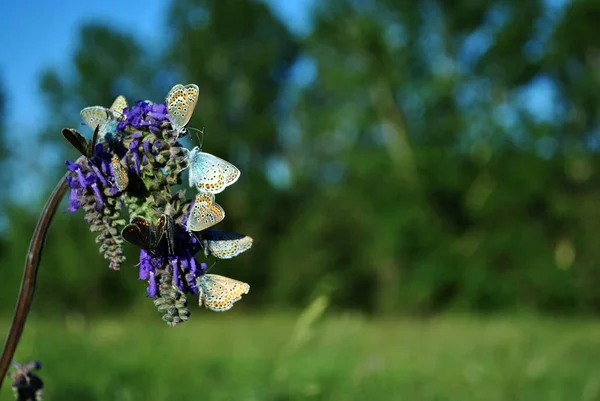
[0,0,314,210]
[0,0,313,136]
[0,0,572,195]
[1,0,571,147]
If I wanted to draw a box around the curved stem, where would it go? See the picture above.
[0,176,68,388]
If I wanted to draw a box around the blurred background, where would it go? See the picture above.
[2,0,600,399]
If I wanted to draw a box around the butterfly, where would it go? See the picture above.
[110,156,129,192]
[150,206,177,255]
[121,215,168,255]
[9,360,42,391]
[61,125,100,159]
[187,146,240,194]
[185,192,225,232]
[200,229,253,259]
[196,274,250,312]
[80,95,128,139]
[166,84,199,135]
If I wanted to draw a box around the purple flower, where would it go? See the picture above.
[90,163,108,187]
[143,140,152,155]
[170,257,181,290]
[136,224,205,298]
[64,130,126,271]
[64,142,116,211]
[129,140,141,175]
[118,101,170,132]
[148,271,158,298]
[62,88,251,326]
[65,162,108,210]
[67,185,81,212]
[138,250,164,280]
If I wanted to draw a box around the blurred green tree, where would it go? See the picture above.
[0,76,8,203]
[1,0,300,315]
[2,0,600,317]
[268,0,600,314]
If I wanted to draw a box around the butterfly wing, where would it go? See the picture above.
[183,84,199,128]
[197,274,250,312]
[109,95,128,116]
[188,149,240,194]
[185,192,225,232]
[122,220,151,251]
[89,125,100,157]
[81,106,109,131]
[166,83,199,133]
[111,156,129,192]
[201,229,253,259]
[61,128,91,158]
[212,154,241,186]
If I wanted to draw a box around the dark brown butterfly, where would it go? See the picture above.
[150,207,176,255]
[121,216,168,255]
[61,125,100,159]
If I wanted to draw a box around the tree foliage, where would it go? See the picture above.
[1,0,600,315]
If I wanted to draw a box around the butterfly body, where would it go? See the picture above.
[185,192,225,232]
[121,215,169,255]
[150,207,177,255]
[201,229,253,259]
[166,84,199,136]
[187,147,240,194]
[163,215,176,255]
[196,274,250,312]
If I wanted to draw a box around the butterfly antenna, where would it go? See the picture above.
[187,127,201,143]
[150,205,164,216]
[199,127,206,148]
[190,231,202,242]
[205,260,218,272]
[188,231,208,255]
[187,127,206,148]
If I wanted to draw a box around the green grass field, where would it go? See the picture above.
[3,309,600,401]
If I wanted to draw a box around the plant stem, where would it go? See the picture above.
[0,176,68,388]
